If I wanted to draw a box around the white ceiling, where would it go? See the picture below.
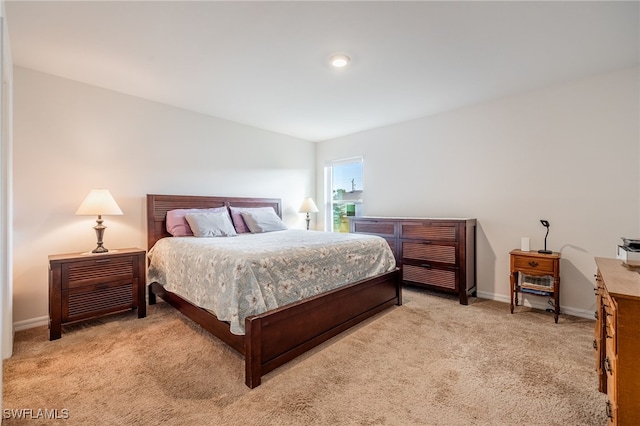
[5,1,639,142]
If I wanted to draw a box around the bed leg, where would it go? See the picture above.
[148,284,156,305]
[245,316,262,388]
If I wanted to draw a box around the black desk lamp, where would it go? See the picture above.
[538,219,552,254]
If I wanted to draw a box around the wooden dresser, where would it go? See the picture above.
[350,217,476,304]
[594,257,640,425]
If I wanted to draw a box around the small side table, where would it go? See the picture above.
[509,249,561,323]
[48,248,146,340]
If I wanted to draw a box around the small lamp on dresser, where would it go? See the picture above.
[298,197,319,230]
[75,189,123,253]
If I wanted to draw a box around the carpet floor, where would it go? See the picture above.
[3,287,606,425]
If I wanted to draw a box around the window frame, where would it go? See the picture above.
[323,156,364,232]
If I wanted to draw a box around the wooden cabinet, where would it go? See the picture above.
[509,249,561,323]
[594,257,640,425]
[350,217,476,304]
[48,248,146,340]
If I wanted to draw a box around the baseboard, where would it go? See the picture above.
[14,316,48,332]
[476,291,595,320]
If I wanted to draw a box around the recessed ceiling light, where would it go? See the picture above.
[330,54,350,68]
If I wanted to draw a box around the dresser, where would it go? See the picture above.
[594,257,640,425]
[48,248,146,340]
[350,217,476,304]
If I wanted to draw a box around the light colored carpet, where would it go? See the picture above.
[3,287,606,425]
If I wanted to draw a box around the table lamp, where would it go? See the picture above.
[538,219,552,254]
[75,189,123,253]
[298,197,319,230]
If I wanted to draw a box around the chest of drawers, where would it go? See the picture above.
[594,257,640,425]
[350,217,476,304]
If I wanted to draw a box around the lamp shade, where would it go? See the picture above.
[75,189,123,216]
[298,197,319,213]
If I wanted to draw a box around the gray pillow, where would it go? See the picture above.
[184,211,238,237]
[240,209,288,233]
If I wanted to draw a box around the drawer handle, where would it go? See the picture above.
[95,259,111,264]
[592,339,597,349]
[421,241,432,245]
[528,261,539,268]
[594,311,598,320]
[420,263,432,269]
[604,357,612,374]
[606,401,613,419]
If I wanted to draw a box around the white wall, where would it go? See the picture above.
[1,12,14,358]
[317,67,640,318]
[0,0,13,414]
[12,65,640,325]
[12,67,315,325]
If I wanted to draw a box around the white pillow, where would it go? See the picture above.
[166,207,227,236]
[229,206,276,233]
[240,209,288,233]
[185,211,238,237]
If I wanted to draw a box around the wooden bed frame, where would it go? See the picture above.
[146,194,402,388]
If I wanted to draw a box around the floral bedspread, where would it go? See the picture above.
[147,229,396,335]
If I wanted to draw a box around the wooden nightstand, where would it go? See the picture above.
[48,248,146,340]
[509,249,561,323]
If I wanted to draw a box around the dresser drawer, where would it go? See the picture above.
[604,344,618,423]
[351,220,396,237]
[402,241,456,265]
[62,256,135,289]
[403,264,456,290]
[512,255,555,274]
[62,280,136,322]
[606,398,618,426]
[400,223,457,241]
[594,292,605,375]
[594,334,603,376]
[604,294,617,356]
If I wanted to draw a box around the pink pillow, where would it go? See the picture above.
[229,206,276,234]
[166,207,227,236]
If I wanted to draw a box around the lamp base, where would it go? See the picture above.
[538,249,552,254]
[92,216,109,253]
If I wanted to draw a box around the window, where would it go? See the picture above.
[324,157,363,233]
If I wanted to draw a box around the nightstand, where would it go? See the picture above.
[48,248,146,340]
[509,249,561,323]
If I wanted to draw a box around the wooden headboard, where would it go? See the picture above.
[146,194,282,250]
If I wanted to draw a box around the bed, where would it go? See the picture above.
[146,194,402,388]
